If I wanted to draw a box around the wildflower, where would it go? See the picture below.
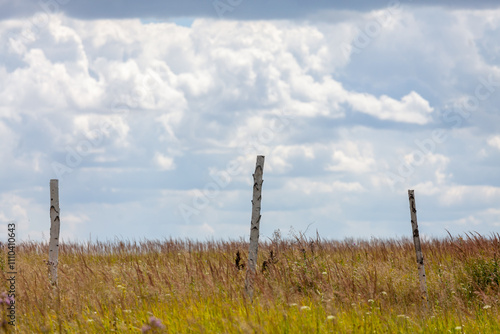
[327,315,335,320]
[322,272,327,275]
[483,305,492,309]
[300,306,311,311]
[149,316,165,329]
[0,292,13,305]
[381,291,387,296]
[367,299,374,304]
[455,326,462,331]
[141,316,165,332]
[289,303,298,307]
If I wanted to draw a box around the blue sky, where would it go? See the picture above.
[0,1,500,242]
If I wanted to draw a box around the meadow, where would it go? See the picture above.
[2,231,500,333]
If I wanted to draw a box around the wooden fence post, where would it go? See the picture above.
[245,155,265,299]
[408,189,429,310]
[49,179,61,286]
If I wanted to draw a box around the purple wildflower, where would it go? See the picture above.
[149,316,165,329]
[142,316,165,332]
[0,292,12,306]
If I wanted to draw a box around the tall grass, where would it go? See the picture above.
[2,232,500,333]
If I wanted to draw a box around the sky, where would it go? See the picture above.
[0,0,500,243]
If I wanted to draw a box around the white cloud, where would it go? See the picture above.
[0,9,500,241]
[332,181,365,192]
[284,179,365,195]
[326,141,375,173]
[154,152,176,171]
[0,192,46,240]
[439,185,500,206]
[61,213,90,240]
[347,91,434,124]
[267,145,316,174]
[488,136,500,150]
[413,181,441,196]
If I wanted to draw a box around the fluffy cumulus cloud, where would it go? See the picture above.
[0,5,500,242]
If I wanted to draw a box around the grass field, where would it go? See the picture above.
[2,231,500,333]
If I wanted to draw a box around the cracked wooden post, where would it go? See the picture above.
[49,179,61,286]
[245,155,265,299]
[408,189,429,311]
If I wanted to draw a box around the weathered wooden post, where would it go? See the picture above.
[408,189,429,310]
[49,179,61,286]
[245,155,265,299]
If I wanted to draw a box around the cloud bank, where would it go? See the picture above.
[0,6,500,241]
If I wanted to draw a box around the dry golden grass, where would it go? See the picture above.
[2,232,500,333]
